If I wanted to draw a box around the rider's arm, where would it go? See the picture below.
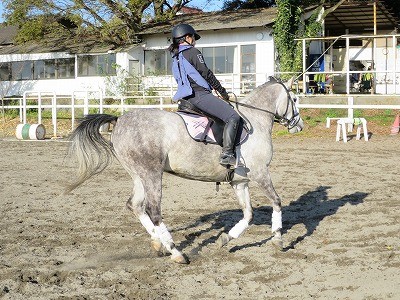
[183,48,228,99]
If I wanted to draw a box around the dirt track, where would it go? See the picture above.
[0,132,399,299]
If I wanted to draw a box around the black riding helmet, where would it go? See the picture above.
[172,24,201,41]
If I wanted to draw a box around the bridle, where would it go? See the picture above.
[226,78,301,130]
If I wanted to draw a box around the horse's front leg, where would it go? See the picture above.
[218,181,253,247]
[260,168,283,250]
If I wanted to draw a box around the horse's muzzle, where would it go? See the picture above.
[288,117,304,134]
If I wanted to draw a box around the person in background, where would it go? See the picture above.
[168,23,241,168]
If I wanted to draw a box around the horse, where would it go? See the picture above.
[65,77,304,264]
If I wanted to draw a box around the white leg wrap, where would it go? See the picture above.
[228,219,249,239]
[139,214,156,238]
[271,210,282,233]
[155,222,174,245]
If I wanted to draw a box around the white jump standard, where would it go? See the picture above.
[335,118,368,143]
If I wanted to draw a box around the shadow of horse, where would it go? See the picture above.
[173,186,368,254]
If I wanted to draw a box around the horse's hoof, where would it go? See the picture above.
[151,240,169,256]
[171,253,189,264]
[217,233,232,248]
[272,236,283,251]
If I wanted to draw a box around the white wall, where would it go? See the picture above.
[0,52,128,96]
[0,27,276,97]
[140,27,275,94]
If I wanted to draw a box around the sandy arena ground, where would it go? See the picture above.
[0,129,399,299]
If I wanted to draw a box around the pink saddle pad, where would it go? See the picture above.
[177,111,217,144]
[177,111,249,145]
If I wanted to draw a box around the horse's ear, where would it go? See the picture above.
[285,76,295,90]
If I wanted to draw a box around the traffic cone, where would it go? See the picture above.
[390,114,400,135]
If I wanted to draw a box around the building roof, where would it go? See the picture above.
[324,1,399,35]
[140,7,277,35]
[0,8,277,55]
[0,25,18,45]
[0,27,117,55]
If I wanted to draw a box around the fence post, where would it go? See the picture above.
[51,92,57,138]
[84,92,89,116]
[99,91,103,114]
[38,92,42,124]
[71,93,75,130]
[22,91,27,124]
[347,96,354,132]
[19,98,23,123]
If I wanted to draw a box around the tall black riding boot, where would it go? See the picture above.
[219,118,239,167]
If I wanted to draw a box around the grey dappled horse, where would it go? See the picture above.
[66,78,304,264]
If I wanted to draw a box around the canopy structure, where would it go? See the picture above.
[324,0,399,36]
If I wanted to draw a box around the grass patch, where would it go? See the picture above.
[300,108,399,127]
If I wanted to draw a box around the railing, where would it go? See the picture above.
[296,33,400,95]
[2,86,400,138]
[1,92,177,138]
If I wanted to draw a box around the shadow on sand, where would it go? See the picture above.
[174,186,368,255]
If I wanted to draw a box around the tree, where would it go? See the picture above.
[222,0,275,10]
[1,0,193,46]
[273,0,348,79]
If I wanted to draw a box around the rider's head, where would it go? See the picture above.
[171,24,200,46]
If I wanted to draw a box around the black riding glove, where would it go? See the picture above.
[220,89,230,101]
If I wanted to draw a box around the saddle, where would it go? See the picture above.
[176,99,249,147]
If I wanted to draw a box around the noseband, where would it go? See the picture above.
[275,82,301,130]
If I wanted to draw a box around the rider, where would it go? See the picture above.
[169,23,241,167]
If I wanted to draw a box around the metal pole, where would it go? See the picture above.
[372,0,377,94]
[393,35,397,94]
[346,37,350,95]
[373,0,377,36]
[302,39,306,93]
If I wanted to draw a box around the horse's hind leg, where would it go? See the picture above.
[126,176,162,253]
[126,173,187,264]
[218,181,253,247]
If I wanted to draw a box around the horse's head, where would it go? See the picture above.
[274,77,304,134]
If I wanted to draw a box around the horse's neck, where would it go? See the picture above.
[239,99,275,137]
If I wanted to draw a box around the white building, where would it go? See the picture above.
[0,8,277,98]
[1,1,399,98]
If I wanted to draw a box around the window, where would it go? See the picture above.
[57,58,75,78]
[0,63,11,81]
[144,50,171,75]
[201,46,235,74]
[78,54,116,76]
[33,60,55,79]
[241,44,256,73]
[44,60,55,79]
[1,58,75,81]
[12,61,32,80]
[241,44,256,92]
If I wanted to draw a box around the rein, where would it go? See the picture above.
[226,78,300,129]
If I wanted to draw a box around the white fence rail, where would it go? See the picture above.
[2,92,177,138]
[2,91,400,138]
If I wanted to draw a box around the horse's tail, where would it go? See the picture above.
[65,114,118,194]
